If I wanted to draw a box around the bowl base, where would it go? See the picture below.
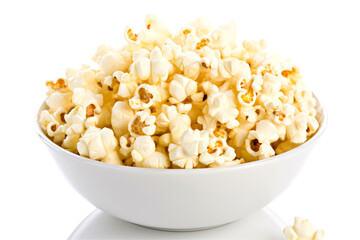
[135,222,231,232]
[69,208,286,239]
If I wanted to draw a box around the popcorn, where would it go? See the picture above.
[125,25,141,44]
[119,134,135,158]
[241,120,279,161]
[190,17,212,36]
[66,65,91,82]
[63,106,87,135]
[130,46,174,85]
[201,81,219,95]
[57,106,97,152]
[197,114,228,139]
[265,99,296,126]
[199,138,236,166]
[144,14,171,36]
[228,106,266,148]
[61,134,81,153]
[46,78,67,92]
[207,88,239,129]
[195,36,211,51]
[155,103,190,135]
[168,129,209,169]
[294,87,317,116]
[124,14,172,49]
[156,104,181,128]
[130,56,151,81]
[169,74,197,103]
[275,140,301,155]
[45,92,72,112]
[77,127,122,165]
[176,102,192,114]
[99,51,131,76]
[141,14,172,45]
[236,75,263,107]
[286,112,319,144]
[113,71,138,99]
[67,68,99,93]
[283,217,325,240]
[131,136,170,168]
[187,101,205,123]
[169,114,191,144]
[149,46,173,84]
[159,133,171,147]
[224,58,251,80]
[92,44,114,64]
[103,75,119,93]
[199,49,230,81]
[41,15,319,168]
[128,110,156,137]
[242,39,267,53]
[129,84,159,110]
[161,39,182,62]
[175,51,201,80]
[156,81,170,103]
[175,26,197,50]
[260,72,282,100]
[203,55,252,83]
[197,114,217,131]
[39,110,60,138]
[282,66,302,83]
[111,101,134,137]
[72,88,103,116]
[211,21,237,51]
[132,49,150,61]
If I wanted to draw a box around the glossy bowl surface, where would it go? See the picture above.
[37,97,327,230]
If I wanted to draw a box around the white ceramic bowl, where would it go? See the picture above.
[36,98,327,231]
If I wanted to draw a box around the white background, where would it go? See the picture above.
[0,0,359,239]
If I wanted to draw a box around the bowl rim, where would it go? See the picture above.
[36,94,327,173]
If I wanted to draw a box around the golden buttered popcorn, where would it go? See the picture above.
[40,15,319,168]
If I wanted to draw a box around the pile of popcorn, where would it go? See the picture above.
[40,15,319,169]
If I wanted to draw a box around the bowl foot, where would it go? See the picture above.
[69,208,286,239]
[134,222,232,232]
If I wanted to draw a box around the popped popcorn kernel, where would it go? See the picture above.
[129,84,159,110]
[199,137,236,166]
[169,74,197,103]
[111,101,134,137]
[41,15,320,168]
[281,67,296,78]
[46,78,67,90]
[169,129,210,169]
[119,134,135,158]
[125,26,139,42]
[241,120,280,161]
[190,17,212,36]
[283,217,325,240]
[131,136,170,169]
[196,37,211,50]
[115,72,138,99]
[77,127,122,165]
[128,110,156,137]
[236,75,263,107]
[207,88,240,129]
